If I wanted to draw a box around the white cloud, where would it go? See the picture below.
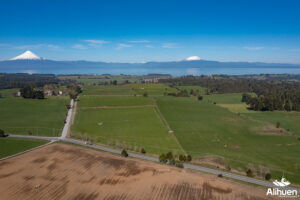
[129,40,150,43]
[162,43,178,48]
[15,44,44,50]
[14,44,60,50]
[243,46,264,50]
[115,44,132,50]
[72,44,87,50]
[47,44,60,50]
[186,56,201,61]
[83,40,109,47]
[145,45,154,48]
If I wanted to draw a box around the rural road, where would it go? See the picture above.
[7,134,300,193]
[61,99,74,139]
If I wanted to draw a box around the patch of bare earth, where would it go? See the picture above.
[0,143,273,200]
[254,125,292,136]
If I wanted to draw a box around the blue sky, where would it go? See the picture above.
[0,0,300,63]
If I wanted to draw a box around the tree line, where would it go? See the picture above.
[160,75,300,111]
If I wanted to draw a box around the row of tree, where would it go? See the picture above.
[160,76,300,112]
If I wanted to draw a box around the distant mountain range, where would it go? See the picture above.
[1,51,300,75]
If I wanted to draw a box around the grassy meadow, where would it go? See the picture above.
[156,95,300,184]
[176,85,207,94]
[72,106,182,155]
[0,138,47,158]
[78,95,154,107]
[82,85,134,95]
[129,83,178,95]
[0,89,69,136]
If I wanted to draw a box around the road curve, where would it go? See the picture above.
[7,134,300,192]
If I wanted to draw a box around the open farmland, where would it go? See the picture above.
[71,106,182,155]
[156,96,300,184]
[176,85,207,94]
[0,138,47,159]
[82,85,134,95]
[58,75,142,85]
[78,95,154,107]
[0,143,272,200]
[0,89,69,136]
[129,83,178,95]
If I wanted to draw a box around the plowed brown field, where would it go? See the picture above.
[0,144,272,200]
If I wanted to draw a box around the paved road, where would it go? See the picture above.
[7,134,300,192]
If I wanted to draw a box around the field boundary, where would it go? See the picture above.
[152,100,187,155]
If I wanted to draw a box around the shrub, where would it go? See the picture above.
[265,173,271,181]
[186,155,192,162]
[179,155,187,162]
[246,169,254,177]
[197,95,203,101]
[66,104,71,109]
[141,148,146,154]
[121,149,128,157]
[175,162,184,168]
[143,92,148,97]
[276,122,281,128]
[218,174,223,178]
[0,129,4,136]
[159,154,167,163]
[166,152,174,160]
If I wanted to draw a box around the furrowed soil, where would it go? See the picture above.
[0,143,273,200]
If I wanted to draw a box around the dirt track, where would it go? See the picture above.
[0,143,273,200]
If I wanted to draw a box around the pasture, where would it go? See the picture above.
[0,89,69,136]
[245,111,300,137]
[129,83,177,95]
[0,137,46,158]
[203,93,245,104]
[156,96,300,184]
[81,85,134,95]
[176,85,206,94]
[78,95,153,107]
[72,104,182,155]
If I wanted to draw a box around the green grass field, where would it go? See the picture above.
[71,106,182,155]
[82,84,177,96]
[78,95,153,107]
[129,83,178,95]
[176,86,207,94]
[156,96,300,184]
[0,138,47,158]
[245,111,300,137]
[0,89,69,136]
[203,93,246,104]
[82,85,134,95]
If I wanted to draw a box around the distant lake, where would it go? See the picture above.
[18,67,300,76]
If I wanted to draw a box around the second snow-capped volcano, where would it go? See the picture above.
[11,51,41,60]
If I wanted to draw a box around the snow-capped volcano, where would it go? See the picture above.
[185,56,201,61]
[11,50,41,60]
